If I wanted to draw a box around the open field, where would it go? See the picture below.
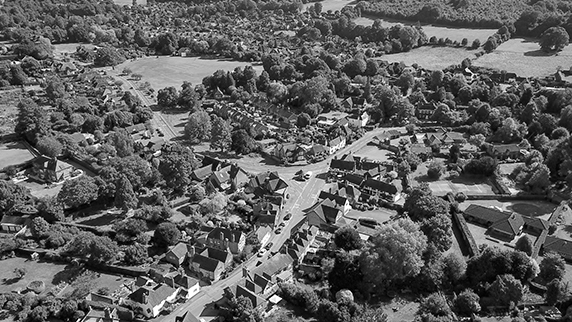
[114,0,146,5]
[378,47,479,69]
[302,0,353,13]
[459,200,557,221]
[0,141,35,170]
[354,144,393,162]
[474,38,572,77]
[0,257,69,294]
[355,16,497,43]
[113,56,264,91]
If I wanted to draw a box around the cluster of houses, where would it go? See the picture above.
[462,203,572,260]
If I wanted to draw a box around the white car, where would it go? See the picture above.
[258,249,267,257]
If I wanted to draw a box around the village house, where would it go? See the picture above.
[128,281,179,318]
[0,215,31,234]
[206,227,246,254]
[487,144,525,160]
[272,143,305,164]
[542,236,572,261]
[165,242,194,267]
[347,111,370,128]
[175,311,202,322]
[256,226,272,247]
[305,198,346,232]
[252,196,283,227]
[285,225,319,264]
[28,156,75,183]
[318,190,352,215]
[326,136,347,155]
[463,204,527,240]
[247,171,289,198]
[163,273,201,300]
[189,247,233,282]
[361,178,400,202]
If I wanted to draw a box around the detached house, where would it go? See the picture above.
[318,191,351,215]
[247,171,289,197]
[487,144,524,160]
[305,198,345,231]
[189,247,233,282]
[206,228,246,254]
[272,143,305,164]
[128,283,179,318]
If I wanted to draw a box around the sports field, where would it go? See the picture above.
[0,141,35,170]
[428,178,494,196]
[114,56,264,91]
[474,38,572,77]
[378,47,479,70]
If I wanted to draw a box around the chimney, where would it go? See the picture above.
[220,231,224,241]
[231,233,236,243]
[142,291,148,304]
[104,307,111,320]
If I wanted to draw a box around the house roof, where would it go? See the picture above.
[250,253,293,279]
[329,136,344,147]
[176,311,201,322]
[335,183,362,200]
[129,284,177,308]
[319,191,348,208]
[362,178,398,195]
[201,246,232,263]
[463,204,511,225]
[491,144,521,153]
[192,165,213,181]
[167,242,190,260]
[212,165,231,184]
[174,274,199,289]
[207,227,243,243]
[236,284,266,308]
[0,215,30,226]
[343,173,364,186]
[490,213,524,236]
[523,216,549,231]
[330,159,356,171]
[544,236,572,258]
[191,254,222,273]
[305,198,342,226]
[307,144,327,156]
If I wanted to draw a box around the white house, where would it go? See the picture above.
[327,136,346,155]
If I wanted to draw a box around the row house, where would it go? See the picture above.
[189,246,233,282]
[252,196,283,227]
[206,227,246,254]
[247,171,289,198]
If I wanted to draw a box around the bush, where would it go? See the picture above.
[427,161,445,180]
[26,281,45,294]
[464,156,497,176]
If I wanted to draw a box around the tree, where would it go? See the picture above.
[540,26,570,52]
[328,251,363,294]
[427,160,445,180]
[30,217,50,239]
[154,222,181,247]
[36,136,62,158]
[188,185,206,203]
[124,243,148,265]
[489,274,523,306]
[14,268,27,279]
[546,278,569,305]
[455,289,481,315]
[403,185,450,221]
[158,143,200,194]
[107,129,134,158]
[231,129,258,155]
[360,218,427,291]
[515,235,533,255]
[185,111,212,144]
[443,252,467,285]
[37,197,65,222]
[210,116,232,152]
[464,156,498,176]
[15,98,50,143]
[94,46,125,67]
[297,113,312,128]
[0,181,34,215]
[90,236,120,263]
[421,214,453,253]
[157,87,179,108]
[334,227,363,251]
[58,176,99,209]
[225,295,262,322]
[418,293,453,318]
[114,176,138,211]
[540,252,566,282]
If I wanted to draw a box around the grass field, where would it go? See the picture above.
[378,46,479,70]
[474,38,572,77]
[0,141,35,170]
[114,56,264,91]
[302,0,354,13]
[0,257,69,294]
[355,16,497,43]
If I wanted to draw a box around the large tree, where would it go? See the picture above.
[58,176,99,209]
[153,222,181,247]
[114,176,138,211]
[334,226,363,251]
[489,274,523,306]
[210,116,232,152]
[540,252,566,282]
[360,218,427,292]
[158,143,200,194]
[231,129,258,155]
[15,98,50,143]
[403,184,450,221]
[540,26,570,52]
[0,181,34,215]
[421,214,453,253]
[185,111,211,143]
[36,136,63,158]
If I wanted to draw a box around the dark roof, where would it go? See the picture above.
[319,191,348,208]
[129,284,177,308]
[176,311,201,322]
[343,173,364,186]
[236,284,266,308]
[174,274,199,289]
[544,236,572,258]
[191,254,222,273]
[362,178,398,195]
[329,136,344,147]
[201,246,232,263]
[250,253,293,279]
[207,227,243,242]
[463,204,510,224]
[490,213,524,236]
[523,216,549,231]
[192,165,213,181]
[305,199,342,226]
[330,159,356,171]
[491,144,521,153]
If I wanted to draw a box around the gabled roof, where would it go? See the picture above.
[307,144,328,156]
[318,191,348,208]
[167,242,190,260]
[236,284,266,308]
[330,159,356,171]
[362,178,398,195]
[329,136,345,147]
[335,183,361,200]
[305,198,342,226]
[174,274,199,289]
[343,173,364,186]
[464,204,510,225]
[544,236,572,258]
[201,246,232,263]
[176,311,201,322]
[191,254,222,273]
[491,144,521,153]
[250,253,293,279]
[129,284,177,308]
[490,213,524,236]
[523,216,549,231]
[212,165,231,184]
[207,227,243,242]
[192,165,213,181]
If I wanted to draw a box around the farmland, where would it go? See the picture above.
[113,56,264,91]
[377,46,479,70]
[474,38,572,77]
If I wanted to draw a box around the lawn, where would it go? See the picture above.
[302,0,353,12]
[474,38,572,77]
[0,257,70,295]
[113,56,264,91]
[0,141,35,170]
[113,0,147,5]
[355,16,497,43]
[377,46,479,70]
[354,144,393,163]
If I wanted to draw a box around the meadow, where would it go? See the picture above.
[114,56,264,91]
[378,46,479,70]
[474,38,572,77]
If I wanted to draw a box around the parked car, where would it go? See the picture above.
[275,227,282,234]
[257,249,267,257]
[265,242,273,250]
[284,213,292,220]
